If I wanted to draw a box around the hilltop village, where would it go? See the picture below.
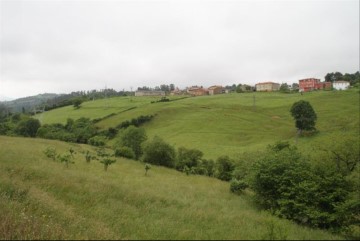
[135,78,351,97]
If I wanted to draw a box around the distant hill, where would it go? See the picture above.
[2,93,60,113]
[0,95,14,101]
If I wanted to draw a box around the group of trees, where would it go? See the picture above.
[324,71,360,86]
[113,126,240,181]
[248,140,359,236]
[137,84,176,93]
[0,113,41,137]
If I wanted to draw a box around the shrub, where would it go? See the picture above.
[176,147,203,171]
[114,146,135,159]
[250,143,356,232]
[88,136,106,146]
[215,156,235,181]
[96,147,116,171]
[142,136,176,168]
[100,158,116,171]
[200,159,216,177]
[57,153,74,168]
[15,118,41,137]
[117,126,147,160]
[43,147,57,161]
[145,163,151,176]
[116,115,154,129]
[85,150,95,163]
[230,179,249,194]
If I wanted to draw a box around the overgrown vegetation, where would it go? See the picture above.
[116,115,154,129]
[37,117,97,143]
[249,141,359,237]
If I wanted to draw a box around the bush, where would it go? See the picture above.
[251,143,356,232]
[114,146,135,159]
[142,136,176,168]
[117,126,147,160]
[88,136,106,146]
[15,118,41,137]
[116,115,154,129]
[215,156,235,181]
[230,179,249,194]
[43,147,57,161]
[176,147,203,171]
[36,118,97,143]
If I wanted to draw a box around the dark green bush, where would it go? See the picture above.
[230,179,249,194]
[176,147,203,171]
[15,118,41,137]
[114,146,135,159]
[215,155,235,181]
[88,136,106,146]
[117,126,147,160]
[36,118,97,143]
[142,136,176,168]
[251,143,356,232]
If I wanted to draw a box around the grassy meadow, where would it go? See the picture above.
[0,136,343,240]
[36,89,360,159]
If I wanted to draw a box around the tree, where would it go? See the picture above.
[15,117,41,137]
[215,156,235,181]
[325,72,343,82]
[250,144,355,231]
[118,126,147,160]
[279,83,290,93]
[176,147,203,171]
[72,98,83,109]
[290,100,317,136]
[58,153,74,168]
[145,163,151,176]
[142,136,176,168]
[96,147,116,171]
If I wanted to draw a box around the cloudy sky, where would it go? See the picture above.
[0,0,359,99]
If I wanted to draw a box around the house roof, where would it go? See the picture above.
[256,82,279,85]
[334,81,350,84]
[208,85,223,90]
[299,78,320,81]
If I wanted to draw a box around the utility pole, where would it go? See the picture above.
[104,84,108,108]
[130,86,133,102]
[253,94,256,111]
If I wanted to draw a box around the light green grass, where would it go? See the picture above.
[0,136,343,240]
[36,90,359,159]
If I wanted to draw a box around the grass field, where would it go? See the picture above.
[0,136,343,240]
[36,89,360,159]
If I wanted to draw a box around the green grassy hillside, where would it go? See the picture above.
[36,90,359,159]
[0,136,342,240]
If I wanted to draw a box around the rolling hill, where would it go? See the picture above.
[36,90,359,159]
[0,136,342,240]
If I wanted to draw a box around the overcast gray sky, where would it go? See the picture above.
[0,0,359,99]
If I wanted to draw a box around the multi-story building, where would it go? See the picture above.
[255,82,280,92]
[208,86,224,95]
[134,90,165,96]
[186,86,209,96]
[299,78,333,92]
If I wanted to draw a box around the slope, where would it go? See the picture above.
[0,136,342,240]
[36,90,359,159]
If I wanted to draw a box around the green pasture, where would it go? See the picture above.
[0,136,343,240]
[36,89,360,159]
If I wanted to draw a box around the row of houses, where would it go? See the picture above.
[134,79,351,96]
[255,79,350,92]
[135,85,227,97]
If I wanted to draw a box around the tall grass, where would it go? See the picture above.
[0,136,343,239]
